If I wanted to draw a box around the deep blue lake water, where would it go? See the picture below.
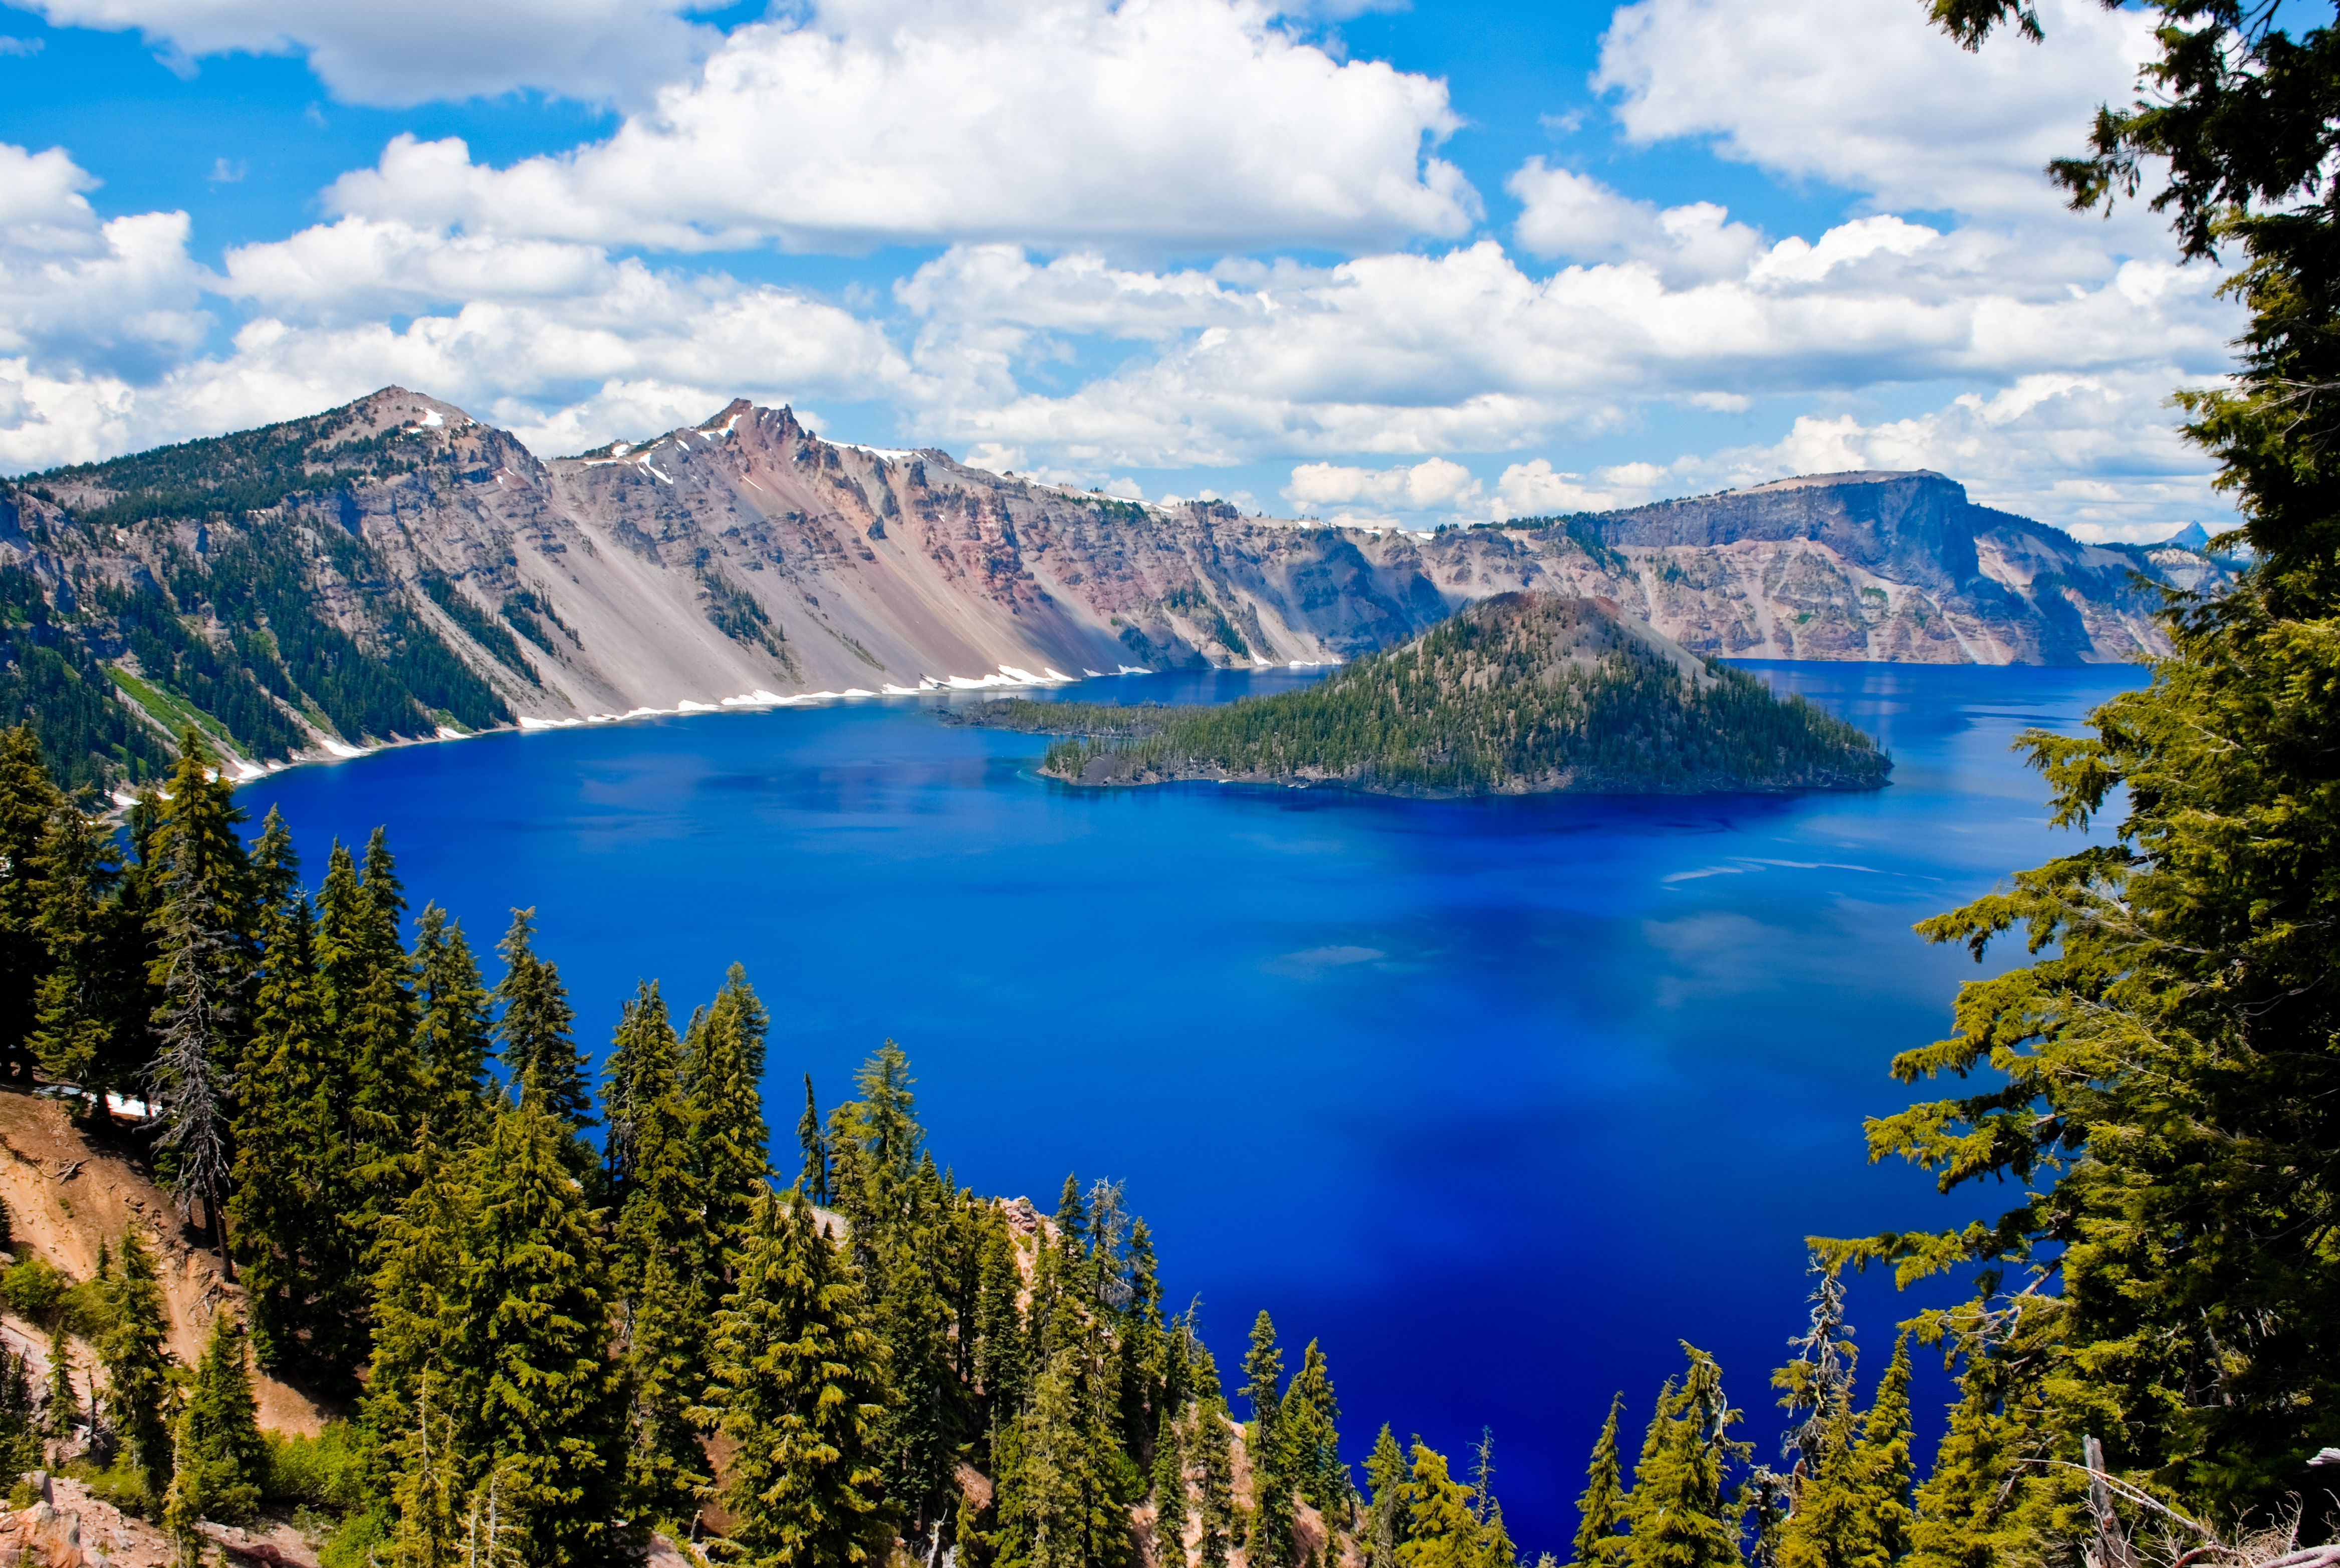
[237,659,2146,1550]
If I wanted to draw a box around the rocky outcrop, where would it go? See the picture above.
[1534,470,2228,664]
[0,394,2229,776]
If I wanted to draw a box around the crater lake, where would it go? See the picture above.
[236,659,2143,1549]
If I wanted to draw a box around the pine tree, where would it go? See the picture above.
[697,1189,896,1568]
[1117,1217,1169,1456]
[98,1225,178,1504]
[682,965,770,1254]
[1777,1331,1918,1568]
[1195,1401,1237,1568]
[603,982,707,1525]
[0,724,62,1080]
[230,891,365,1374]
[449,1098,627,1567]
[1395,1442,1484,1568]
[366,1120,471,1470]
[413,905,493,1136]
[1623,1347,1747,1568]
[1243,1310,1293,1568]
[623,1246,707,1528]
[248,806,298,916]
[90,789,167,1130]
[797,1074,829,1204]
[492,909,592,1134]
[146,731,252,1260]
[992,1336,1129,1568]
[974,1216,1031,1419]
[1281,1339,1347,1522]
[1903,1299,2057,1568]
[1153,1408,1190,1568]
[1364,1425,1411,1568]
[0,1346,36,1478]
[30,799,124,1093]
[1571,1395,1628,1568]
[1773,1269,1856,1511]
[365,1115,476,1568]
[45,1320,76,1440]
[1848,1336,1914,1568]
[163,1310,266,1536]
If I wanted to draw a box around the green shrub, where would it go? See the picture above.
[0,1254,70,1325]
[61,1456,149,1516]
[318,1508,388,1568]
[261,1421,372,1510]
[56,1279,112,1339]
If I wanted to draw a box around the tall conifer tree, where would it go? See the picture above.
[450,1098,627,1567]
[1779,1336,1914,1568]
[1153,1409,1190,1568]
[1623,1348,1747,1568]
[163,1311,266,1537]
[146,732,251,1258]
[30,800,125,1093]
[698,1189,896,1568]
[98,1225,178,1505]
[0,725,62,1078]
[603,982,708,1524]
[412,905,493,1136]
[1281,1340,1347,1522]
[1394,1442,1500,1568]
[1243,1311,1293,1568]
[1195,1401,1236,1568]
[797,1074,829,1205]
[1571,1395,1628,1568]
[492,910,593,1135]
[682,965,770,1254]
[1364,1425,1411,1568]
[230,890,349,1369]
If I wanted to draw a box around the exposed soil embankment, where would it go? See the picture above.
[0,1088,330,1439]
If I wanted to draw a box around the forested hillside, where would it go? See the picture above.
[964,595,1890,795]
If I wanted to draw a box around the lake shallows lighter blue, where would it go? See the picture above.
[238,661,2143,1549]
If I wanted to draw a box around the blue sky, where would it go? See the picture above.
[0,0,2255,537]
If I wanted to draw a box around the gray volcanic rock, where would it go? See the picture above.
[1491,470,2232,665]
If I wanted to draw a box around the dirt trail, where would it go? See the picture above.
[0,1088,331,1438]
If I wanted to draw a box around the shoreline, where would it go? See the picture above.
[176,657,1340,797]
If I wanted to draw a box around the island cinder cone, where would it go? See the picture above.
[968,593,1893,796]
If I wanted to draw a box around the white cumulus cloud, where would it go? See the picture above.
[1285,456,1484,522]
[1507,160,1763,284]
[14,0,720,107]
[1594,0,2161,224]
[322,0,1479,257]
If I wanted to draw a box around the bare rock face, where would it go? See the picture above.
[0,393,2230,776]
[1540,470,2229,664]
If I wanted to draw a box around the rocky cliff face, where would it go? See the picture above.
[1552,469,2230,664]
[0,390,2227,776]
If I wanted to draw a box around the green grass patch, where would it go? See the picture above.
[106,665,238,752]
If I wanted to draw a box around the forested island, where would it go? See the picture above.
[956,596,1890,796]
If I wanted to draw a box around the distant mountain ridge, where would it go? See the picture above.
[1541,468,2231,665]
[0,390,2230,781]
